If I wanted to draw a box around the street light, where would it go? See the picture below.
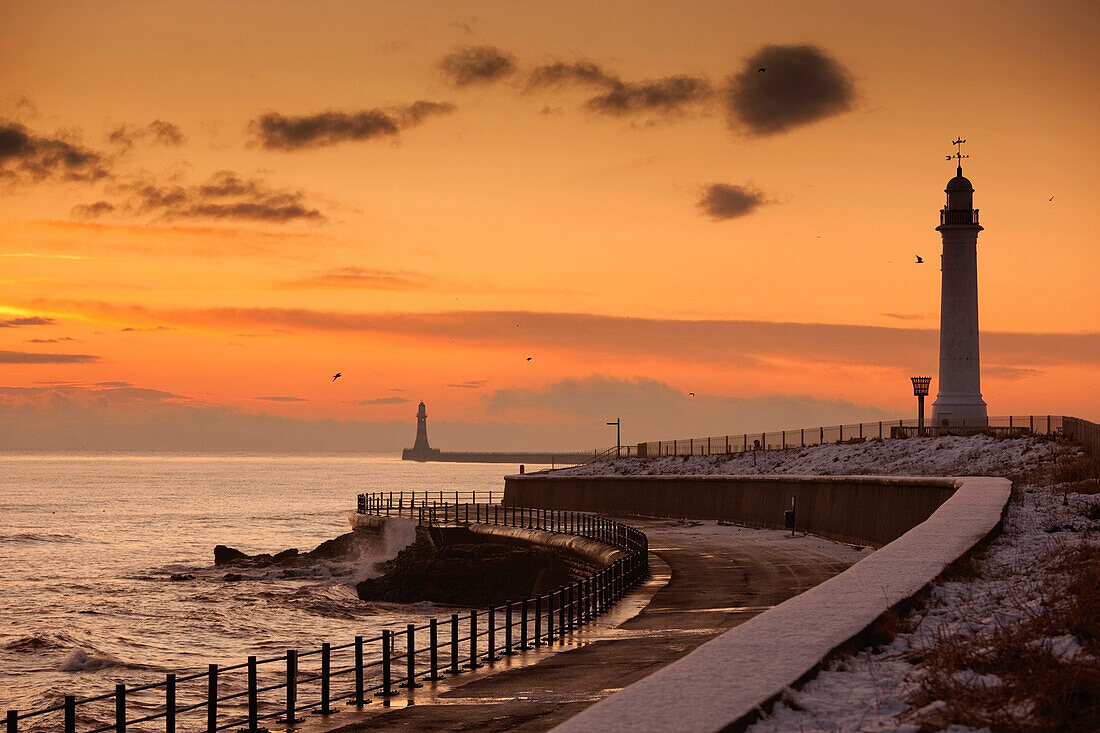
[606,418,621,458]
[911,377,932,436]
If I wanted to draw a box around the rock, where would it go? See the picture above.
[356,536,574,606]
[273,548,300,564]
[168,573,194,582]
[223,573,245,582]
[214,545,249,566]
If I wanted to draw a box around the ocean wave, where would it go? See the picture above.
[0,532,78,544]
[3,633,76,652]
[58,649,154,673]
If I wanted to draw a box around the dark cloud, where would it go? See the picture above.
[76,170,323,223]
[448,380,488,389]
[121,325,174,332]
[282,266,432,291]
[526,61,616,89]
[36,300,1100,374]
[697,183,767,220]
[527,62,711,118]
[438,45,517,87]
[26,337,77,343]
[71,200,116,219]
[584,76,713,117]
[0,316,55,327]
[725,44,854,136]
[881,313,929,321]
[0,120,108,184]
[249,102,456,151]
[0,350,98,364]
[108,120,185,151]
[254,395,309,403]
[354,397,411,406]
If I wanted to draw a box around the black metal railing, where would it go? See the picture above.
[939,207,980,225]
[7,494,648,733]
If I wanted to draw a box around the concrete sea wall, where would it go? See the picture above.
[503,474,958,548]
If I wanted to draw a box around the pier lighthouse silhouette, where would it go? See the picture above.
[932,140,988,427]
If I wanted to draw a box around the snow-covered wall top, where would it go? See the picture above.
[551,475,1011,733]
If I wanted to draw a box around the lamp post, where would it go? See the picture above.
[911,377,932,436]
[606,418,621,458]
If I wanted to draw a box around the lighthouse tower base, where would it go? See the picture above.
[931,397,988,429]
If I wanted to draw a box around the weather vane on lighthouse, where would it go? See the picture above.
[947,138,968,174]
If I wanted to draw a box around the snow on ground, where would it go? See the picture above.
[568,435,1098,732]
[557,435,1066,479]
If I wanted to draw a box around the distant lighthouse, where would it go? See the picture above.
[412,401,431,451]
[402,401,441,460]
[931,139,988,428]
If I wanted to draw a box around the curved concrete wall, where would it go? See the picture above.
[550,476,1011,733]
[504,474,958,548]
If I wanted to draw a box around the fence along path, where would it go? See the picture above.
[638,414,1065,458]
[6,491,649,733]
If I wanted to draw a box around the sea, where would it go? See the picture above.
[0,453,542,717]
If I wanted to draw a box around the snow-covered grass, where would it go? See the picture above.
[557,434,1067,480]
[568,436,1100,731]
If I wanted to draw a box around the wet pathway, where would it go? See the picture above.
[313,519,866,733]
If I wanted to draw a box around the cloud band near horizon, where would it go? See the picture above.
[14,302,1099,372]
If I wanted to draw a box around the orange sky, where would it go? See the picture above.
[1,1,1097,450]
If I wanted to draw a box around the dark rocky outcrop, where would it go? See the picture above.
[355,534,573,606]
[213,531,371,568]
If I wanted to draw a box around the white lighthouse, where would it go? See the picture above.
[931,140,988,428]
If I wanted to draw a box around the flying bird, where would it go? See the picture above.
[915,255,924,264]
[332,372,342,381]
[689,392,695,397]
[526,357,532,361]
[1049,196,1054,202]
[757,67,766,72]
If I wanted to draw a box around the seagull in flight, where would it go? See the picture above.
[915,255,924,264]
[1049,196,1054,202]
[526,357,532,361]
[757,67,766,72]
[332,372,342,381]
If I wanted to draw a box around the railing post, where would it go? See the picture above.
[448,614,461,674]
[426,620,442,681]
[546,592,554,643]
[378,631,393,697]
[503,601,514,655]
[165,673,176,733]
[207,664,218,732]
[468,611,483,668]
[113,684,126,733]
[520,598,530,649]
[320,642,339,712]
[534,595,543,647]
[403,624,422,688]
[64,696,75,733]
[485,606,499,661]
[352,635,366,705]
[247,656,260,729]
[558,589,566,642]
[5,711,15,733]
[281,651,302,723]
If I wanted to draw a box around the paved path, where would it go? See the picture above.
[313,519,865,733]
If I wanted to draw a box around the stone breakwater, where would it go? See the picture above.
[355,527,575,606]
